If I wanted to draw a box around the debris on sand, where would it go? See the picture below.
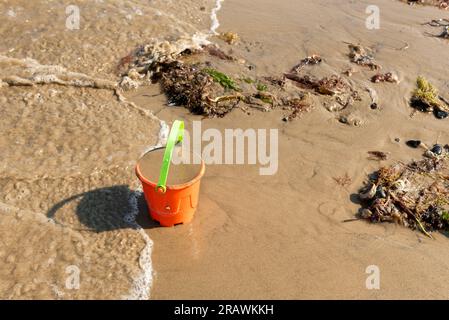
[204,44,235,60]
[342,67,358,77]
[283,54,375,125]
[284,73,316,89]
[218,32,240,45]
[431,144,444,155]
[253,91,276,106]
[403,0,448,10]
[118,38,246,117]
[289,55,322,73]
[368,151,390,161]
[118,37,208,81]
[159,62,243,117]
[423,18,449,38]
[118,39,364,121]
[410,76,449,119]
[263,76,286,87]
[333,173,352,187]
[256,82,268,92]
[423,18,449,27]
[281,95,314,122]
[411,76,438,108]
[347,43,381,70]
[285,72,363,113]
[358,145,449,238]
[406,139,424,149]
[434,26,449,38]
[159,61,307,118]
[371,72,399,83]
[365,86,379,110]
[317,75,353,96]
[118,37,317,120]
[285,73,351,95]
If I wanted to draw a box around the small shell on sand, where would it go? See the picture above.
[359,183,377,200]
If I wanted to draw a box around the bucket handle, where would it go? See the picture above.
[156,120,184,194]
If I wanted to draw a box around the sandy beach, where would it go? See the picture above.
[1,0,449,299]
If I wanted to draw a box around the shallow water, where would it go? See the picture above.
[1,0,213,78]
[0,0,214,300]
[138,147,202,185]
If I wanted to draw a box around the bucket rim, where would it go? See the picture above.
[135,151,205,190]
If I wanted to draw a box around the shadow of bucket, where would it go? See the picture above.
[136,120,205,227]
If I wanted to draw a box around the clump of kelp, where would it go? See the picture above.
[358,144,449,238]
[402,0,448,10]
[218,32,240,45]
[159,62,245,117]
[117,37,316,119]
[117,38,379,121]
[410,76,449,119]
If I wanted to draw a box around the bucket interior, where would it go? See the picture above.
[137,146,203,186]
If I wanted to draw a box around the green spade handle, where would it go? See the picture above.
[156,120,184,193]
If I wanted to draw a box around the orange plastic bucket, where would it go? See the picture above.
[135,121,205,227]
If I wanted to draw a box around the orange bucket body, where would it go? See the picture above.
[135,160,205,227]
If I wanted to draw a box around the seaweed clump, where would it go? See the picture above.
[410,76,449,119]
[285,73,361,109]
[160,63,242,117]
[118,38,315,119]
[358,144,449,238]
[218,32,239,45]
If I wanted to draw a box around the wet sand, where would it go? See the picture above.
[2,0,449,299]
[133,0,449,299]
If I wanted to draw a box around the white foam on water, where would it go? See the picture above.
[210,0,224,35]
[179,0,225,60]
[192,32,212,47]
[123,120,169,300]
[156,120,170,148]
[140,120,169,156]
[122,189,154,300]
